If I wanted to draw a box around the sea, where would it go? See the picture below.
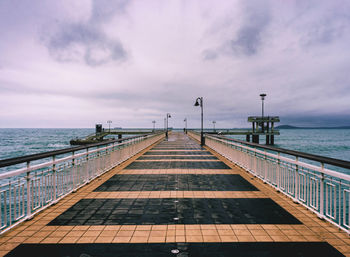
[0,128,349,174]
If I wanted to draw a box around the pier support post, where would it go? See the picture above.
[118,134,122,139]
[266,135,270,145]
[270,135,274,145]
[252,135,259,144]
[246,134,250,142]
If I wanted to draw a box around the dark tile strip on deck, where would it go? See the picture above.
[144,151,212,156]
[125,161,230,169]
[5,242,345,257]
[47,198,301,226]
[94,174,258,192]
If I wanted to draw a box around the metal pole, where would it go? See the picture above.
[166,113,170,140]
[200,97,204,146]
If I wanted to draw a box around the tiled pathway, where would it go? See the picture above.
[1,133,349,256]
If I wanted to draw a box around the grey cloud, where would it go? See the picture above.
[91,0,130,23]
[301,18,349,47]
[42,0,131,67]
[230,0,271,56]
[202,49,218,60]
[294,1,350,47]
[43,23,126,66]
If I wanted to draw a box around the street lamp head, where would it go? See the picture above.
[260,93,267,100]
[194,97,202,107]
[167,114,171,118]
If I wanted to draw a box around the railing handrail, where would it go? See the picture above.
[208,134,350,170]
[0,133,159,168]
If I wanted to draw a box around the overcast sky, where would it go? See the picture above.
[1,0,350,128]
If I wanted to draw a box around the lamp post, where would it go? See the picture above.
[152,120,156,132]
[194,97,204,146]
[107,120,112,132]
[260,93,266,118]
[260,93,266,132]
[184,118,187,133]
[166,113,171,140]
[212,121,216,132]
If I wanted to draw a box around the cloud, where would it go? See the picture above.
[91,0,130,23]
[229,0,271,56]
[43,23,126,66]
[45,24,126,66]
[202,49,218,60]
[41,0,130,66]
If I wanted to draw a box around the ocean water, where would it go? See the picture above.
[0,128,94,161]
[228,129,350,162]
[228,129,350,175]
[0,128,349,173]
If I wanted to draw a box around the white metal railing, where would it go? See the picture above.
[189,132,350,234]
[0,133,164,234]
[187,131,201,142]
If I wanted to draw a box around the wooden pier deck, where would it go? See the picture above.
[1,133,349,256]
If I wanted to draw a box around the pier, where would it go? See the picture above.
[0,132,349,256]
[70,125,161,145]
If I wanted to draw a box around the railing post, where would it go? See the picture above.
[72,151,75,190]
[26,161,32,219]
[319,163,325,219]
[295,156,299,201]
[86,148,89,183]
[52,155,57,203]
[277,152,280,189]
[264,150,267,181]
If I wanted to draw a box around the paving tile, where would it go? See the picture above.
[220,235,239,242]
[148,236,166,243]
[76,237,97,243]
[40,237,61,244]
[186,230,202,236]
[130,237,149,243]
[186,235,204,242]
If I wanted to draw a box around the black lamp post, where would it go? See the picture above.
[212,121,216,132]
[260,93,266,132]
[194,97,204,146]
[152,120,156,132]
[184,118,187,133]
[166,113,171,139]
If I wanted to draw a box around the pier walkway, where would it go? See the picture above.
[1,133,349,256]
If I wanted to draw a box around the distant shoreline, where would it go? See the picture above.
[276,125,350,129]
